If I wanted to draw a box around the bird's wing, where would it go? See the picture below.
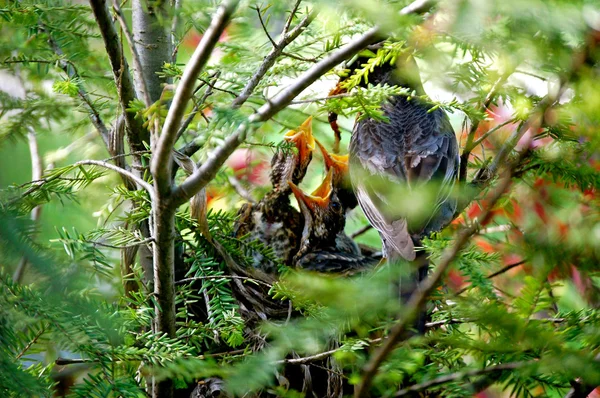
[401,110,459,228]
[350,100,459,260]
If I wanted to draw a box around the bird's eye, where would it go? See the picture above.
[331,201,341,210]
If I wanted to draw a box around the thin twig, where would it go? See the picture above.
[175,275,272,288]
[290,92,355,104]
[227,175,256,203]
[277,347,341,365]
[91,237,155,250]
[34,36,112,148]
[471,118,516,148]
[394,362,529,397]
[55,357,97,366]
[231,7,315,108]
[283,0,302,35]
[255,5,278,48]
[350,224,373,239]
[455,260,526,295]
[176,71,220,141]
[73,160,154,198]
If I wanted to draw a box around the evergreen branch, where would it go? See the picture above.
[356,53,583,386]
[89,237,154,250]
[455,260,526,295]
[73,160,153,197]
[172,27,381,207]
[89,0,149,156]
[151,0,239,196]
[231,6,316,108]
[15,323,47,361]
[175,275,272,289]
[290,92,355,104]
[393,362,530,397]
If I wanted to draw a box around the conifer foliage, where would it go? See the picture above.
[1,0,600,397]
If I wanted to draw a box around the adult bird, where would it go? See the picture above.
[288,169,376,273]
[234,117,316,271]
[345,44,459,295]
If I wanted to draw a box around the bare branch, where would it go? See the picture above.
[151,0,239,196]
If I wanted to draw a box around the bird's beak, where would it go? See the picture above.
[315,139,349,176]
[288,169,333,211]
[284,116,315,164]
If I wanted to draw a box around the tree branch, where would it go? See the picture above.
[455,260,526,295]
[394,362,529,397]
[151,0,238,196]
[175,275,272,288]
[89,0,149,156]
[110,0,152,107]
[172,27,381,207]
[73,160,154,198]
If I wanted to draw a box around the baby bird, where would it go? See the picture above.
[234,117,315,272]
[288,170,375,273]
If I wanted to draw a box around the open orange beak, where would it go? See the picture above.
[315,139,349,176]
[288,169,334,211]
[284,116,315,164]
